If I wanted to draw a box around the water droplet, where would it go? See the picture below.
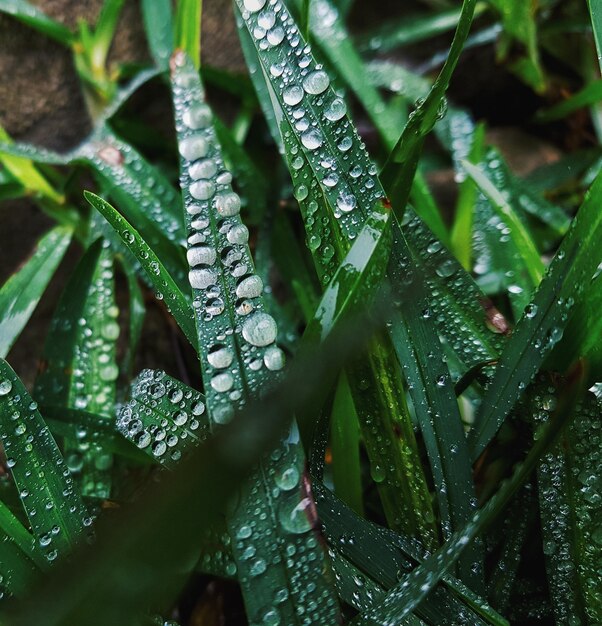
[215,192,241,216]
[211,372,234,393]
[524,303,538,319]
[207,346,234,369]
[187,246,217,267]
[244,0,267,12]
[301,128,323,150]
[324,97,347,121]
[278,496,313,534]
[190,180,216,200]
[264,346,285,371]
[189,268,217,289]
[276,466,299,491]
[250,558,267,576]
[242,312,278,347]
[0,380,12,396]
[183,104,211,130]
[189,159,217,180]
[236,275,264,299]
[370,464,386,483]
[283,85,304,106]
[336,191,356,213]
[179,136,209,161]
[303,70,330,95]
[227,224,249,244]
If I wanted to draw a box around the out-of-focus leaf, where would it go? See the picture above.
[0,226,72,358]
[0,0,73,44]
[174,0,202,69]
[535,79,602,122]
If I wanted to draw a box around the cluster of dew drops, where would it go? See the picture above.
[0,377,93,563]
[172,51,286,425]
[239,0,383,279]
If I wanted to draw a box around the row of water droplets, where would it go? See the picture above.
[117,369,208,468]
[172,51,285,427]
[0,366,91,563]
[172,51,339,626]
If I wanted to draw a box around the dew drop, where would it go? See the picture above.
[183,104,211,130]
[215,192,242,217]
[207,346,234,369]
[227,224,249,244]
[187,246,217,267]
[303,70,330,95]
[179,136,209,162]
[242,312,278,347]
[211,372,234,393]
[190,180,216,200]
[276,466,299,491]
[283,85,304,106]
[264,346,285,371]
[244,0,266,12]
[189,268,217,289]
[236,275,264,299]
[325,97,347,121]
[301,128,323,151]
[189,159,217,180]
[0,380,12,396]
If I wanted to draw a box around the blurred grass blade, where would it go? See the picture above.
[34,240,119,498]
[91,0,125,71]
[469,172,602,459]
[84,192,197,350]
[451,122,485,270]
[357,3,487,54]
[535,79,602,122]
[353,368,585,624]
[0,226,72,358]
[380,0,478,214]
[0,0,73,44]
[171,51,340,625]
[174,0,202,69]
[463,159,543,285]
[142,0,174,68]
[120,260,146,376]
[587,0,602,73]
[0,359,90,561]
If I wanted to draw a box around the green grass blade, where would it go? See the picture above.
[84,192,197,350]
[33,241,119,498]
[118,369,209,469]
[330,372,363,516]
[0,0,73,44]
[0,226,72,358]
[463,159,544,285]
[315,484,508,625]
[469,172,602,459]
[174,0,202,69]
[0,500,41,597]
[119,260,146,377]
[380,0,478,214]
[589,0,602,73]
[171,50,340,625]
[353,371,584,624]
[535,79,602,122]
[0,359,90,561]
[535,391,602,623]
[451,122,485,270]
[142,0,174,68]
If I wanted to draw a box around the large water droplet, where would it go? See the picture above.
[179,136,209,161]
[211,372,234,393]
[190,180,216,200]
[207,346,234,369]
[183,104,211,130]
[283,85,304,106]
[301,128,323,151]
[243,0,266,12]
[325,97,347,121]
[236,275,264,299]
[189,159,217,180]
[0,379,12,396]
[187,246,217,267]
[227,224,249,244]
[242,312,278,347]
[215,192,241,217]
[303,70,330,95]
[276,466,299,491]
[278,496,313,534]
[264,346,285,371]
[189,269,217,289]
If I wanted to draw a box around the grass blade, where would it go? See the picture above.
[174,0,202,69]
[0,226,72,358]
[0,0,73,44]
[0,359,90,562]
[171,50,340,625]
[469,172,602,459]
[141,0,174,68]
[84,192,197,350]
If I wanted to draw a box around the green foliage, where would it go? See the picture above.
[0,0,600,624]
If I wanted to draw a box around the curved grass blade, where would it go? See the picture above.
[0,0,73,44]
[34,241,119,498]
[120,260,146,377]
[85,192,197,350]
[589,0,602,72]
[380,0,478,213]
[0,360,90,562]
[535,79,602,122]
[352,368,585,625]
[0,226,72,358]
[171,51,340,625]
[469,172,602,459]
